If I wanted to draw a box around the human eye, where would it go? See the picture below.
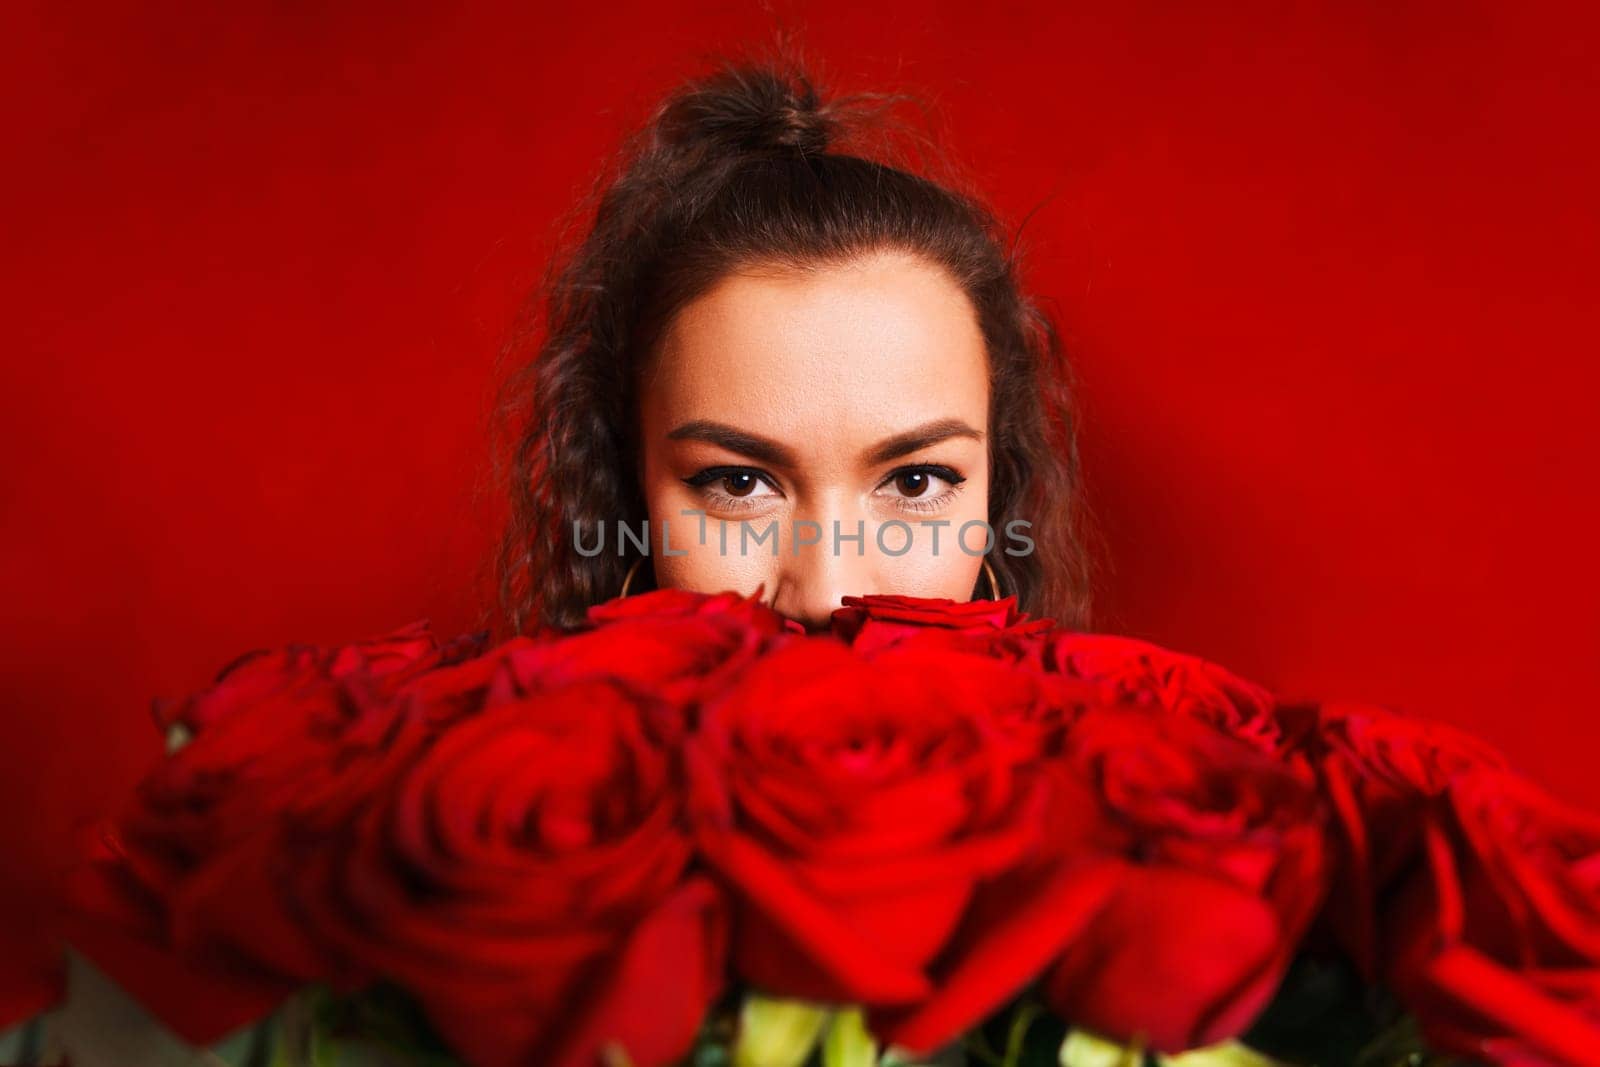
[874,463,968,515]
[681,465,783,513]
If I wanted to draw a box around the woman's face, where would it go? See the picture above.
[638,248,992,633]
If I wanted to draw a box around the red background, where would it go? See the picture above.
[3,1,1597,1019]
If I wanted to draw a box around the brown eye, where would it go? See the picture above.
[723,471,760,497]
[894,471,931,497]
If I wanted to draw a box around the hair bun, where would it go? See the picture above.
[658,64,834,158]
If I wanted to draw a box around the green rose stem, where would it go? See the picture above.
[1001,1002,1041,1067]
[962,1029,1007,1067]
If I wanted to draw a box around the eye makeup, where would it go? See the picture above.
[681,465,778,514]
[878,464,968,514]
[681,462,968,517]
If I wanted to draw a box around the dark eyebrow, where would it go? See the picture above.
[666,420,798,467]
[864,417,985,465]
[665,417,983,469]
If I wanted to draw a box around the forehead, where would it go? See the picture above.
[645,250,989,453]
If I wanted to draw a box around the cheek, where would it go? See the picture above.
[874,509,991,600]
[653,545,774,599]
[880,549,984,600]
[642,493,782,599]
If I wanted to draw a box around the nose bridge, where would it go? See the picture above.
[776,492,875,630]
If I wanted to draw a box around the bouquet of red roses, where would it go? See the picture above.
[17,590,1600,1066]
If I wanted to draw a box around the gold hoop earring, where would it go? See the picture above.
[981,557,1002,601]
[619,557,645,599]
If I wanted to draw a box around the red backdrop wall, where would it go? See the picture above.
[4,0,1597,1020]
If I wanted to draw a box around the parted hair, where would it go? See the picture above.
[490,51,1102,636]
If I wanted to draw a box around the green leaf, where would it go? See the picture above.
[1058,1029,1143,1067]
[732,994,830,1067]
[205,1017,275,1066]
[1157,1041,1288,1067]
[259,986,463,1067]
[821,1008,878,1067]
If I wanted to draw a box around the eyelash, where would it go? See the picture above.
[682,464,968,515]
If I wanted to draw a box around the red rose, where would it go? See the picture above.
[1294,701,1509,977]
[587,585,798,632]
[388,635,547,728]
[1388,767,1600,1065]
[1308,701,1508,798]
[1040,632,1283,753]
[292,677,724,1067]
[68,623,484,1044]
[877,708,1327,1055]
[686,638,1052,1006]
[843,630,1105,760]
[1042,710,1328,1050]
[490,587,798,708]
[389,590,796,734]
[830,593,1054,655]
[154,620,486,735]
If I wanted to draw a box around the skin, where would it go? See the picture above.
[637,248,992,633]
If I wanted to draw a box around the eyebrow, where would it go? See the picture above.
[665,417,984,468]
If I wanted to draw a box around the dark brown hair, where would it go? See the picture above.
[491,54,1101,635]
